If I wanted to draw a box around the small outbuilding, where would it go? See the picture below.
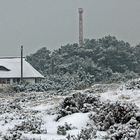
[0,57,44,85]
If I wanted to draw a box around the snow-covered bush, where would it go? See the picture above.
[57,92,101,120]
[1,116,46,138]
[11,117,47,134]
[2,131,22,140]
[89,101,140,139]
[12,83,51,92]
[12,71,137,93]
[89,102,138,131]
[125,79,140,90]
[12,72,95,92]
[108,119,137,140]
[57,126,67,135]
[66,127,97,140]
[57,122,74,135]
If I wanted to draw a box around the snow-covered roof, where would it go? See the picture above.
[0,57,44,78]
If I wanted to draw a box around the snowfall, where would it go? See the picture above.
[0,79,140,140]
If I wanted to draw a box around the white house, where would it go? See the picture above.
[0,57,44,85]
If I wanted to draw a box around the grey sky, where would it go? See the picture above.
[0,0,140,56]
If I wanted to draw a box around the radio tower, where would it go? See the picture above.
[78,8,84,47]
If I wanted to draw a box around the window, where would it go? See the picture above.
[0,79,6,84]
[13,78,20,84]
[0,79,11,84]
[7,79,10,84]
[0,66,10,71]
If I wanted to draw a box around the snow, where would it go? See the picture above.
[31,104,54,111]
[35,112,90,139]
[0,58,43,78]
[23,134,65,140]
[1,82,140,139]
[58,112,90,129]
[0,119,22,134]
[100,88,140,108]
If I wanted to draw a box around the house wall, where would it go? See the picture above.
[0,78,37,85]
[24,78,35,84]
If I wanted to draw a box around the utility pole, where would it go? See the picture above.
[21,45,23,83]
[79,8,84,47]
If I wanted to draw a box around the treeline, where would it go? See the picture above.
[26,36,140,90]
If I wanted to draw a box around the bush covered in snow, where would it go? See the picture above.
[12,72,138,93]
[57,123,75,136]
[89,101,140,139]
[12,118,46,134]
[59,92,140,140]
[1,117,47,139]
[12,83,54,92]
[89,102,138,131]
[66,127,97,140]
[57,92,101,120]
[125,79,140,90]
[12,73,94,92]
[2,131,22,140]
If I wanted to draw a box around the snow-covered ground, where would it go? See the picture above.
[0,81,140,139]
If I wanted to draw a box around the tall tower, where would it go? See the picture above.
[78,8,84,47]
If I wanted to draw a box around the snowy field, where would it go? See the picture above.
[0,81,140,139]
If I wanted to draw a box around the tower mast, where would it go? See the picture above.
[78,8,84,47]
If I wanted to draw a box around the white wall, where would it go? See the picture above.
[0,78,36,85]
[24,78,35,84]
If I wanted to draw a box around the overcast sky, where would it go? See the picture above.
[0,0,140,56]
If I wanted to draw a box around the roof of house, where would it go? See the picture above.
[0,57,44,78]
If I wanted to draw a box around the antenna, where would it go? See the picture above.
[78,8,84,47]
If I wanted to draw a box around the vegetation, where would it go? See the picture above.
[25,35,140,91]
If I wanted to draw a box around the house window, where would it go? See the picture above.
[0,66,10,71]
[7,79,10,84]
[0,79,6,84]
[13,78,20,84]
[0,79,11,84]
